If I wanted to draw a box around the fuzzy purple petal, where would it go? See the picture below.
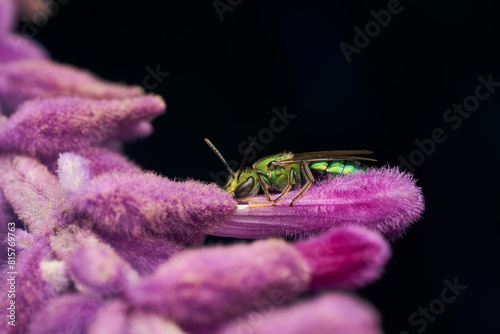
[0,155,63,235]
[218,293,382,334]
[103,234,182,276]
[68,237,139,296]
[57,152,92,194]
[28,293,104,334]
[0,59,145,114]
[77,146,142,175]
[90,306,188,334]
[64,173,236,245]
[0,33,49,63]
[87,300,129,334]
[49,225,95,262]
[0,189,16,268]
[0,238,57,334]
[125,239,311,331]
[115,120,154,142]
[128,311,188,334]
[0,95,166,158]
[213,168,424,240]
[0,0,15,35]
[47,146,142,176]
[294,227,391,290]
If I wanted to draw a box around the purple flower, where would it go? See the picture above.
[0,33,48,63]
[0,60,144,115]
[124,226,388,332]
[28,293,104,334]
[0,237,57,334]
[50,146,143,176]
[62,172,236,245]
[213,168,424,240]
[0,155,63,235]
[0,95,165,158]
[68,238,139,296]
[0,0,16,35]
[0,6,425,334]
[218,293,382,334]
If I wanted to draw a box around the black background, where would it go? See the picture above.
[24,0,500,333]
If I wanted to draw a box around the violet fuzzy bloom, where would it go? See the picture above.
[0,0,16,35]
[0,95,166,159]
[125,226,389,332]
[0,59,144,115]
[0,238,57,334]
[62,172,236,245]
[0,155,63,235]
[213,167,424,240]
[218,293,382,334]
[0,6,425,334]
[0,33,49,63]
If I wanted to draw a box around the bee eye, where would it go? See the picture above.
[234,177,255,198]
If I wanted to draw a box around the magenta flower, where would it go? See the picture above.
[0,7,424,334]
[214,167,424,240]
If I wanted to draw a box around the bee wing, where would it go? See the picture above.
[276,150,376,165]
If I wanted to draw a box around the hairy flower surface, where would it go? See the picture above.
[63,172,236,245]
[218,293,382,334]
[214,168,424,240]
[0,60,144,114]
[0,5,425,334]
[0,96,165,158]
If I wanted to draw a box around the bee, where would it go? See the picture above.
[205,138,376,206]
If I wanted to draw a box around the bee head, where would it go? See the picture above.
[205,138,258,198]
[224,170,259,198]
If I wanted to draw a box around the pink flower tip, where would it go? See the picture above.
[295,227,391,290]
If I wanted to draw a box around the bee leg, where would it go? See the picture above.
[272,168,296,205]
[258,175,272,202]
[289,161,314,206]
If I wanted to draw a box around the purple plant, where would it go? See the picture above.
[0,4,424,334]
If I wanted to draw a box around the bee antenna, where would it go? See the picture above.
[236,142,255,178]
[204,138,235,178]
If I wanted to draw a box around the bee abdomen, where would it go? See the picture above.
[309,161,366,176]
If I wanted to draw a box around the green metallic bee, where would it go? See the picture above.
[205,138,376,206]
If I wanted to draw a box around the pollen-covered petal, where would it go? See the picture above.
[0,59,145,114]
[294,227,391,290]
[63,173,236,245]
[48,146,142,176]
[39,259,71,294]
[0,95,166,158]
[213,168,424,240]
[57,152,92,194]
[28,293,104,334]
[125,239,311,331]
[218,293,382,334]
[0,155,63,235]
[0,34,49,63]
